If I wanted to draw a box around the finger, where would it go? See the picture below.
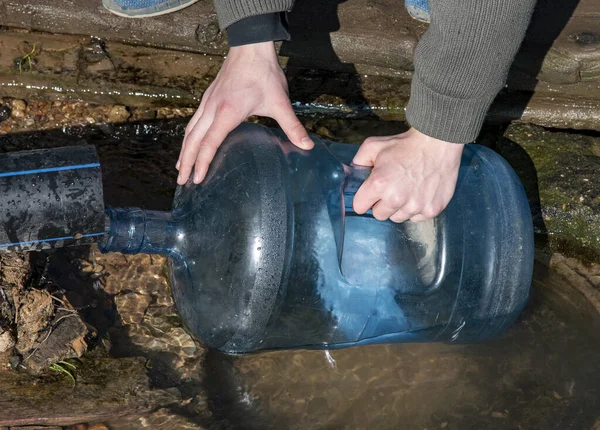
[177,112,215,185]
[192,113,240,184]
[177,87,213,169]
[371,201,397,221]
[352,137,384,167]
[352,177,382,215]
[273,104,313,150]
[410,203,444,223]
[390,209,412,224]
[409,214,428,223]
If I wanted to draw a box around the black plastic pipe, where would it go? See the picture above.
[0,145,105,253]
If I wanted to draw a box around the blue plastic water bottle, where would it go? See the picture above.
[100,122,534,353]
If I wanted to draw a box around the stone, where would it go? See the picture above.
[0,106,11,123]
[11,109,25,119]
[0,331,15,353]
[115,292,152,325]
[15,289,53,355]
[107,105,130,123]
[11,99,26,111]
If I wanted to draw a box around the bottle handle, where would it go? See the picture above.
[343,164,373,215]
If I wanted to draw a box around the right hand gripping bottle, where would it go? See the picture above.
[100,123,534,353]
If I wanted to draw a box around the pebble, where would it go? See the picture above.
[0,105,11,122]
[11,108,25,119]
[491,411,508,419]
[11,99,27,111]
[108,105,130,123]
[316,126,335,139]
[0,330,15,353]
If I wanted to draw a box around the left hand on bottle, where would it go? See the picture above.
[352,127,464,223]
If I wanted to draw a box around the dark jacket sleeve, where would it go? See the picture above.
[227,12,290,47]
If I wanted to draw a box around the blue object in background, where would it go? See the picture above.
[100,123,534,354]
[405,0,430,22]
[102,0,199,18]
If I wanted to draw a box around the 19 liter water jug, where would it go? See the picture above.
[99,123,534,354]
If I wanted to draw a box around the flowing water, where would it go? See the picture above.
[1,118,600,429]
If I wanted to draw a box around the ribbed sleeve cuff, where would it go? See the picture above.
[406,75,492,144]
[227,13,290,47]
[215,0,295,29]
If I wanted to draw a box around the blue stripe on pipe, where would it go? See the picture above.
[0,163,101,178]
[0,232,105,248]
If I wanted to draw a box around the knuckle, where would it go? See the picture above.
[421,205,441,220]
[403,201,421,215]
[372,209,388,221]
[390,212,407,223]
[287,120,304,134]
[369,171,387,189]
[387,192,405,208]
[217,102,235,117]
[363,136,378,147]
[274,95,291,107]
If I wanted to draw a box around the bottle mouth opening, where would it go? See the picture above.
[97,208,114,253]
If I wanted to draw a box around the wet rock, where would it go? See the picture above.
[24,310,88,374]
[195,22,223,45]
[316,126,335,139]
[11,109,25,119]
[0,106,11,123]
[107,105,130,123]
[15,290,53,355]
[489,124,600,261]
[11,99,27,111]
[130,108,157,122]
[0,331,15,353]
[116,293,152,325]
[0,356,156,426]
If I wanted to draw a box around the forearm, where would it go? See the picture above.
[406,0,537,143]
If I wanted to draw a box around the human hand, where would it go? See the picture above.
[352,128,464,223]
[176,41,313,185]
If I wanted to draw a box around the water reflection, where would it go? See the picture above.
[202,263,600,429]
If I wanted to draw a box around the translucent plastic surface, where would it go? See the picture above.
[100,123,534,354]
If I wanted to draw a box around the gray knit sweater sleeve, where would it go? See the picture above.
[213,0,536,144]
[214,0,294,29]
[406,0,536,143]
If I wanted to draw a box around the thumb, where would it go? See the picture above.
[273,104,314,150]
[352,137,384,167]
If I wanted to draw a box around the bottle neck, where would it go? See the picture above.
[99,206,182,257]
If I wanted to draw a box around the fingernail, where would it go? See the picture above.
[175,160,180,170]
[177,173,184,184]
[301,137,313,149]
[194,172,202,184]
